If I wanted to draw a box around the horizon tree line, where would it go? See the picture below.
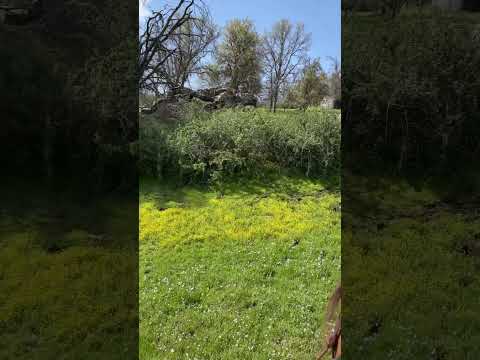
[139,0,341,111]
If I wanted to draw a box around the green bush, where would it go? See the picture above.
[265,110,341,176]
[139,119,175,179]
[139,108,340,183]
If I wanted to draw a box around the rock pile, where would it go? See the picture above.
[140,87,257,115]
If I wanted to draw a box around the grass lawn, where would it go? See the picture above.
[139,174,341,359]
[343,175,480,359]
[0,187,138,359]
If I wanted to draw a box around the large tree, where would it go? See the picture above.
[160,4,218,91]
[216,18,262,95]
[263,19,311,112]
[198,63,224,88]
[328,57,341,108]
[300,58,329,108]
[139,0,196,93]
[285,58,329,110]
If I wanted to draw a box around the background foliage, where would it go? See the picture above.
[140,107,341,183]
[343,9,480,177]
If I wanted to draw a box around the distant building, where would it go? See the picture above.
[321,96,334,109]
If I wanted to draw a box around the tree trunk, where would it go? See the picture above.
[273,86,279,113]
[268,76,274,112]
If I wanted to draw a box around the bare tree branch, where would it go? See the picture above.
[139,0,197,92]
[263,20,311,112]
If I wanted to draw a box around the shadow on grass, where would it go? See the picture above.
[0,177,138,251]
[0,177,138,359]
[342,170,480,358]
[140,169,340,211]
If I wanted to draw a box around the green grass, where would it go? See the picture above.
[0,189,137,359]
[139,174,340,359]
[343,175,480,359]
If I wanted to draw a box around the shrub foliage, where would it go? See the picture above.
[140,108,340,182]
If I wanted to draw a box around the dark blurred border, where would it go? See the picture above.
[342,1,480,358]
[0,1,138,358]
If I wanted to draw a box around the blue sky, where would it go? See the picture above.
[206,0,341,71]
[140,0,340,72]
